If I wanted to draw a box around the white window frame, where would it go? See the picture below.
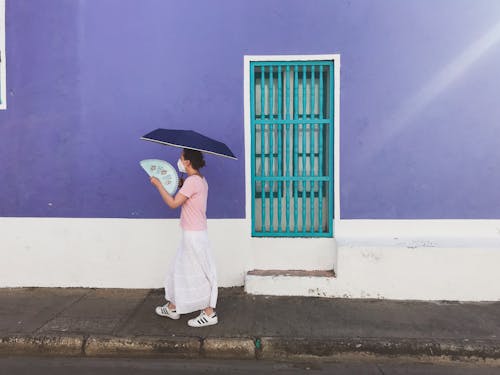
[0,0,6,110]
[244,54,341,237]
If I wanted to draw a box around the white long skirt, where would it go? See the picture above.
[164,230,218,314]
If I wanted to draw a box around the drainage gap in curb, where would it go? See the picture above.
[199,337,206,358]
[81,335,89,356]
[254,337,262,360]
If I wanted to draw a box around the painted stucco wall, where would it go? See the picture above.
[1,0,500,220]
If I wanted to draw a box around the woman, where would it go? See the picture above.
[149,148,218,327]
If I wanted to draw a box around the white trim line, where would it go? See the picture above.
[333,56,341,228]
[336,219,500,239]
[243,56,252,230]
[0,0,6,110]
[243,54,341,236]
[245,54,341,62]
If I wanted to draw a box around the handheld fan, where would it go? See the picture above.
[140,159,179,195]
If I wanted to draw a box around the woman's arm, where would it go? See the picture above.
[150,177,188,209]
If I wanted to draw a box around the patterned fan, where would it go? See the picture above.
[140,159,179,195]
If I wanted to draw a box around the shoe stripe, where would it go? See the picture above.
[157,305,180,317]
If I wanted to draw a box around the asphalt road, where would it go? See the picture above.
[1,357,500,375]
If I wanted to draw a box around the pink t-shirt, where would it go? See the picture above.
[178,175,208,231]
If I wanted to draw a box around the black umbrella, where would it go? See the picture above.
[141,128,237,160]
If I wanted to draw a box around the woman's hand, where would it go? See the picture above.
[150,176,162,190]
[150,175,188,209]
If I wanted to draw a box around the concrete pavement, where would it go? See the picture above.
[1,288,500,363]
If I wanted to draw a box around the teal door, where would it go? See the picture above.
[250,61,334,237]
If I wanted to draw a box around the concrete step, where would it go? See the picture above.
[244,269,336,298]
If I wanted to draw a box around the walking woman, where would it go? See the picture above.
[149,148,218,327]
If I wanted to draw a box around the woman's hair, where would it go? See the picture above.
[183,148,206,170]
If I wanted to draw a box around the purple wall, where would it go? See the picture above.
[1,0,500,219]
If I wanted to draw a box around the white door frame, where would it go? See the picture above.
[243,54,341,236]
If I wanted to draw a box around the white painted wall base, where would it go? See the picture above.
[245,239,500,301]
[2,218,500,301]
[246,220,500,301]
[0,218,334,289]
[332,236,500,301]
[250,236,336,271]
[245,272,337,298]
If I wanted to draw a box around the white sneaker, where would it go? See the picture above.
[188,311,218,327]
[155,303,180,320]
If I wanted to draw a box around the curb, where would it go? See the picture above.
[0,334,255,359]
[203,338,255,359]
[0,334,84,356]
[2,334,500,361]
[259,337,500,361]
[84,336,201,358]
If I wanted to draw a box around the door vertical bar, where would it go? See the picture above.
[293,65,299,232]
[260,66,266,232]
[301,65,307,232]
[318,65,324,233]
[277,66,283,232]
[285,65,291,233]
[269,66,274,232]
[310,65,315,233]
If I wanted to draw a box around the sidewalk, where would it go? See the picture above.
[1,287,500,362]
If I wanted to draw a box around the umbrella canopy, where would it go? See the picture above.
[141,128,237,160]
